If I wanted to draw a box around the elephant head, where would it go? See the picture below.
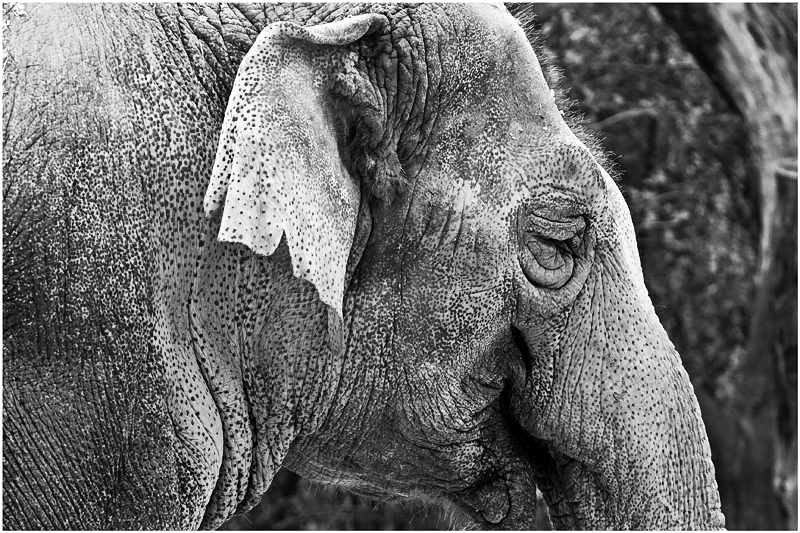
[195,4,723,529]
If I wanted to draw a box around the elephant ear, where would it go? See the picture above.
[205,14,387,317]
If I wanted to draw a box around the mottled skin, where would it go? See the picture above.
[3,3,724,530]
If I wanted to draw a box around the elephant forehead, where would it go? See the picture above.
[428,125,610,222]
[435,4,563,124]
[516,136,608,196]
[421,11,609,215]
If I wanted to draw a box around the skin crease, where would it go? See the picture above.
[2,3,724,531]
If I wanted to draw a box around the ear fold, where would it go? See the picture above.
[204,14,387,317]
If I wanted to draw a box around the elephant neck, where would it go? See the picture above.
[190,233,350,529]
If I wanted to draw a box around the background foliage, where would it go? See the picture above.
[226,4,793,529]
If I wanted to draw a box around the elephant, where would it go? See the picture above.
[2,2,725,530]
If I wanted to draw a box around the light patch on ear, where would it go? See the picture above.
[450,177,482,209]
[204,15,385,316]
[209,99,359,317]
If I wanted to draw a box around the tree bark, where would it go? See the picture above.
[655,4,797,530]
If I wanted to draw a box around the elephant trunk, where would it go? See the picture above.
[512,294,724,528]
[510,183,725,528]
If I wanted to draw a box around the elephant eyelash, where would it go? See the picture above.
[525,214,586,247]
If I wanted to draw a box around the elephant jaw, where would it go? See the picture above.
[446,467,538,529]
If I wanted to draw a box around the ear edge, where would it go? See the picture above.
[272,13,388,46]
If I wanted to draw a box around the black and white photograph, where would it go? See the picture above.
[3,3,797,530]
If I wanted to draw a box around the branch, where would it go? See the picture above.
[588,107,658,130]
[775,158,798,180]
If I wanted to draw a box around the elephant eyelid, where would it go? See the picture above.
[525,214,586,242]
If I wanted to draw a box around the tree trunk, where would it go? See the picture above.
[655,4,797,530]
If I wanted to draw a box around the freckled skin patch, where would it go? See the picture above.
[3,2,723,531]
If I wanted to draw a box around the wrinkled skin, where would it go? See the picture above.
[3,3,724,530]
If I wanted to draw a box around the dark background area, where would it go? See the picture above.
[224,4,797,530]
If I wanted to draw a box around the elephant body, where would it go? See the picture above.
[3,3,724,529]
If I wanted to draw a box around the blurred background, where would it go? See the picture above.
[224,4,797,530]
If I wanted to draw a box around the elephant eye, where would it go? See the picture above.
[520,215,585,290]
